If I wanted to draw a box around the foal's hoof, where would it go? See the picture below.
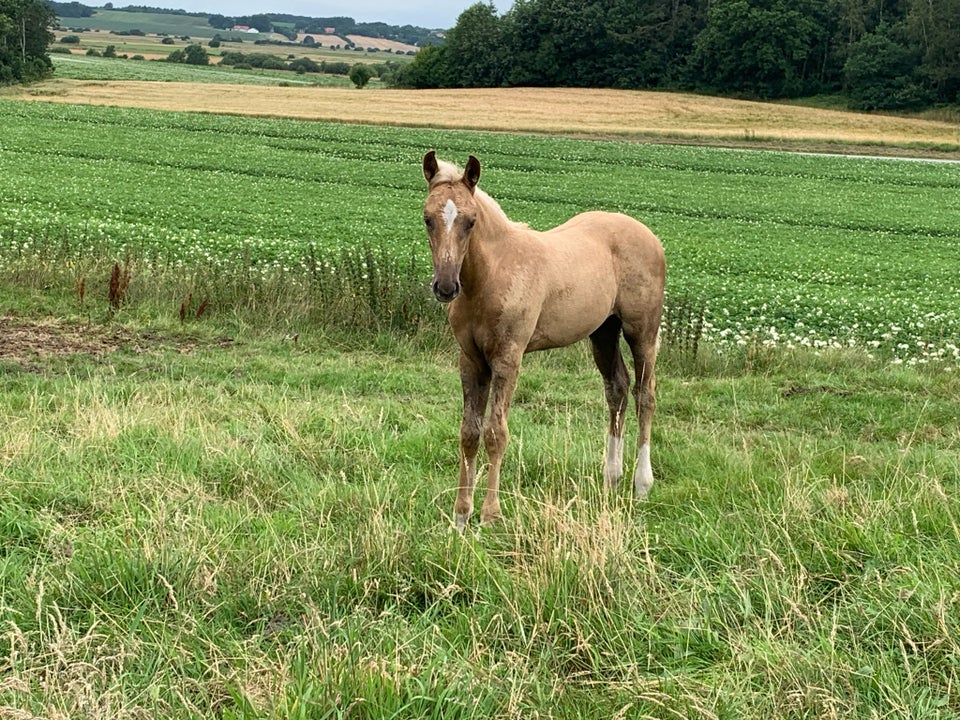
[634,475,654,499]
[479,508,502,526]
[603,470,623,491]
[454,513,470,533]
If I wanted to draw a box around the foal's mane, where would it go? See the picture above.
[429,157,527,231]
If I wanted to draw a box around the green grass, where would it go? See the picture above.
[1,96,959,717]
[1,290,958,718]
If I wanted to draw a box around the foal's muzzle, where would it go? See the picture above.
[432,277,461,303]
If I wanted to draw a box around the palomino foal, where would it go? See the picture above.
[422,152,666,531]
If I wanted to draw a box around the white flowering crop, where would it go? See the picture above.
[1,101,957,364]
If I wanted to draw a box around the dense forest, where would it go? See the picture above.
[394,0,960,110]
[0,0,55,83]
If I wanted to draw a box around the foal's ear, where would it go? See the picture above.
[423,151,439,183]
[464,155,481,193]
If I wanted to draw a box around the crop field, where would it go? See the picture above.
[1,99,958,366]
[48,55,361,87]
[13,80,960,150]
[59,8,226,37]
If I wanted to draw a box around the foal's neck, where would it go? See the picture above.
[474,189,525,249]
[461,189,522,296]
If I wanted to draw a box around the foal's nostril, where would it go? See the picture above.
[432,278,460,303]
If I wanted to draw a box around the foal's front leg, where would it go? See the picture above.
[455,352,490,531]
[479,354,521,525]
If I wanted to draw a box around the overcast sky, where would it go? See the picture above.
[125,1,514,29]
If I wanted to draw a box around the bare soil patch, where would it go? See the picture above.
[0,315,133,363]
[0,315,234,369]
[11,82,959,158]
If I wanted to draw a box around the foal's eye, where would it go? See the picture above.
[464,217,476,231]
[424,216,433,229]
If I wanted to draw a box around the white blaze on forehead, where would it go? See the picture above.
[442,199,458,232]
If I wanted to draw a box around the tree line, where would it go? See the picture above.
[393,0,960,110]
[51,2,438,47]
[8,0,959,109]
[206,13,436,47]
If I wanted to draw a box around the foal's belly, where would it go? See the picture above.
[524,278,617,351]
[525,303,610,352]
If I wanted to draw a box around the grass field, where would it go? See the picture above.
[58,9,419,53]
[1,288,959,719]
[1,80,960,718]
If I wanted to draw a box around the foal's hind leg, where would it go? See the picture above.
[590,316,630,489]
[624,326,659,497]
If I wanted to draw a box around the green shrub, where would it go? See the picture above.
[184,44,209,66]
[218,51,245,65]
[289,57,320,74]
[349,63,373,89]
[324,61,350,75]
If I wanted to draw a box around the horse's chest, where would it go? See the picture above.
[450,294,539,357]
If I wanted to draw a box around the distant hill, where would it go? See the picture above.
[48,3,441,45]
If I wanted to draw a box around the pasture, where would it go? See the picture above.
[1,93,959,718]
[56,9,419,54]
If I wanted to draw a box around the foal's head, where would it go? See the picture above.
[422,151,481,303]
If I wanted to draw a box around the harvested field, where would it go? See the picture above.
[11,81,959,155]
[344,34,417,52]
